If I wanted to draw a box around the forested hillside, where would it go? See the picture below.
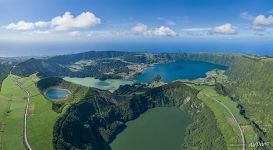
[53,82,226,150]
[0,63,12,91]
[12,51,238,80]
[12,51,150,79]
[224,56,273,148]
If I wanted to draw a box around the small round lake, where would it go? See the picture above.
[45,88,70,101]
[111,107,192,150]
[135,60,227,83]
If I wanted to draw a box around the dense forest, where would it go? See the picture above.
[0,64,10,91]
[223,56,273,148]
[42,78,226,150]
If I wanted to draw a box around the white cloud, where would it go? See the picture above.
[153,26,177,36]
[69,31,81,37]
[132,23,177,36]
[5,21,35,30]
[131,23,148,33]
[4,21,50,31]
[31,30,50,34]
[35,21,49,28]
[51,11,101,31]
[212,23,237,34]
[3,11,101,31]
[184,24,237,36]
[253,15,273,28]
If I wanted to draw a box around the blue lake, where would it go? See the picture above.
[135,60,227,83]
[45,88,70,101]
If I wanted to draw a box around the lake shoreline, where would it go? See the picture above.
[134,60,227,83]
[63,77,134,92]
[44,87,71,102]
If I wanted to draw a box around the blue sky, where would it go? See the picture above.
[1,0,273,56]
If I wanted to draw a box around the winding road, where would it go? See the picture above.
[204,93,246,150]
[10,66,33,150]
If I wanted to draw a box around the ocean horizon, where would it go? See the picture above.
[1,41,273,57]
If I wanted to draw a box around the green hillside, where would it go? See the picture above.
[53,82,227,150]
[0,75,27,150]
[11,51,237,80]
[0,74,91,150]
[224,56,273,148]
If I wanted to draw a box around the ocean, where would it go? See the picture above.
[1,40,273,57]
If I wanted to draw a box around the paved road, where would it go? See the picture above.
[204,93,246,150]
[10,66,33,150]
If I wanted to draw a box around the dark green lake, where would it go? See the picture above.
[111,107,192,150]
[135,60,227,83]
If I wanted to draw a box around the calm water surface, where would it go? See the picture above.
[45,88,70,100]
[135,60,227,83]
[111,107,192,150]
[63,77,133,92]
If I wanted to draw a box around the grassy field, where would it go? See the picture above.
[0,74,60,150]
[0,75,27,150]
[195,85,257,150]
[200,86,248,125]
[0,94,9,122]
[23,75,59,150]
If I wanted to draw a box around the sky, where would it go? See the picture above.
[1,0,273,56]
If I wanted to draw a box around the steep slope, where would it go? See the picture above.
[12,58,71,77]
[224,56,273,148]
[53,82,226,150]
[0,64,11,91]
